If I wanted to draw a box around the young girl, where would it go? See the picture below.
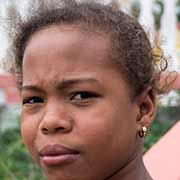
[4,0,166,179]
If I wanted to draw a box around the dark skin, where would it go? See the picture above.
[21,25,155,180]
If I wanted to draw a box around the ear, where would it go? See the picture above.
[135,87,157,131]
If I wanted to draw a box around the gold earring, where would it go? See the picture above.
[139,126,149,138]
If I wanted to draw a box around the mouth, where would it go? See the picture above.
[39,144,80,167]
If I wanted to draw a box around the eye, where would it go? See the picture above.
[22,96,44,105]
[70,91,99,101]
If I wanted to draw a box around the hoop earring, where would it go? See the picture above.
[139,126,149,138]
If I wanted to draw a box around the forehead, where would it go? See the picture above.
[24,25,111,63]
[22,25,119,82]
[22,24,132,99]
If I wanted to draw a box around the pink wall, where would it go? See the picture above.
[144,121,180,180]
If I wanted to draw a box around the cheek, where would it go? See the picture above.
[80,98,136,133]
[75,102,138,176]
[77,101,137,154]
[21,113,38,155]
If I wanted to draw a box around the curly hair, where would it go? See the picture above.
[2,0,167,98]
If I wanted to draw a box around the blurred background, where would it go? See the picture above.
[0,0,180,179]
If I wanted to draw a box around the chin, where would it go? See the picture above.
[42,167,102,180]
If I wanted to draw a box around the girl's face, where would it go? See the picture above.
[21,26,143,180]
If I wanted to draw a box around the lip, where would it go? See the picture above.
[39,144,80,167]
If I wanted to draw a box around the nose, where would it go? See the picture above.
[39,104,73,135]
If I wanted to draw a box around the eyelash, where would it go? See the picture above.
[22,96,44,105]
[70,91,100,101]
[22,91,99,105]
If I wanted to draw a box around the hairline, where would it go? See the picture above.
[21,22,135,100]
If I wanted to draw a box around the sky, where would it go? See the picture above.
[0,1,9,61]
[0,0,27,63]
[0,1,10,73]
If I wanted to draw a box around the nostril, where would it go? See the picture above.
[40,116,73,135]
[41,127,66,134]
[41,127,49,135]
[55,127,66,132]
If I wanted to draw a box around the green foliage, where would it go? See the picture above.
[131,0,141,20]
[144,105,179,153]
[144,119,172,152]
[0,126,45,180]
[152,0,164,30]
[176,0,180,22]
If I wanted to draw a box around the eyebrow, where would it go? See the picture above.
[21,78,99,92]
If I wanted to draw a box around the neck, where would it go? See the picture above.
[105,151,153,180]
